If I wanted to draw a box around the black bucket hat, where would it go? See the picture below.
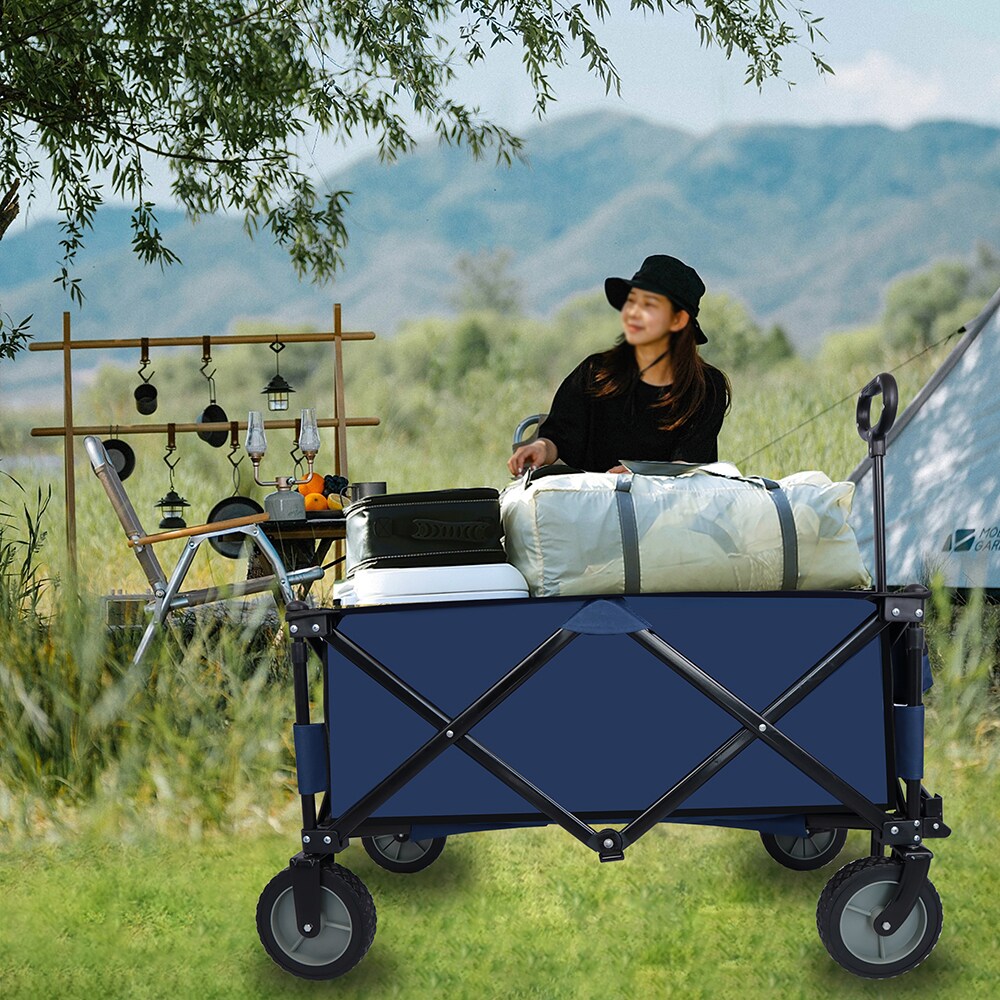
[605,255,708,344]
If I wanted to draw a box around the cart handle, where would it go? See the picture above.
[856,372,898,456]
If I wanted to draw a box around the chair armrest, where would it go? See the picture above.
[129,512,270,547]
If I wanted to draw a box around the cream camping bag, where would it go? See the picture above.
[499,463,871,597]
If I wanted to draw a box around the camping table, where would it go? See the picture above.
[255,511,346,590]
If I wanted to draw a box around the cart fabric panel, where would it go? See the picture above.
[324,593,890,822]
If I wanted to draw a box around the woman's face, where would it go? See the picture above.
[620,288,689,348]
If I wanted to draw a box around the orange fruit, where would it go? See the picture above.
[303,492,328,511]
[298,472,325,496]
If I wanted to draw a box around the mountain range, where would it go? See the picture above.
[3,111,1000,398]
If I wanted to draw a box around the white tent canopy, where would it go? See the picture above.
[849,286,1000,590]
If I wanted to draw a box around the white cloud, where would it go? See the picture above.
[819,50,948,126]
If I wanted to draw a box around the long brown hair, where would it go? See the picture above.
[589,318,730,431]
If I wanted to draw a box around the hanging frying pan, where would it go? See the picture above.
[207,421,263,558]
[102,437,136,481]
[206,494,264,558]
[196,337,229,447]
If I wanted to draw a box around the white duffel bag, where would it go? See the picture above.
[499,462,871,597]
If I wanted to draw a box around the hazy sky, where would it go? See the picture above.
[16,1,1000,221]
[441,0,1000,133]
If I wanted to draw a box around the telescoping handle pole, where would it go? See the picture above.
[856,372,899,592]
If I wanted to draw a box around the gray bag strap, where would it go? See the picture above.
[755,477,799,590]
[614,474,641,593]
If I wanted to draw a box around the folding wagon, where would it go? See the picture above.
[256,374,951,980]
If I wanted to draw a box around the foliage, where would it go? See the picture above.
[699,293,795,371]
[0,309,32,362]
[0,471,50,623]
[450,248,523,316]
[882,245,1000,350]
[924,586,1000,761]
[1,1,826,293]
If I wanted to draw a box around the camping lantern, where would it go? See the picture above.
[157,424,189,528]
[155,489,190,529]
[262,372,295,411]
[263,334,295,411]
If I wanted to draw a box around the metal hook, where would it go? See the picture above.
[289,417,305,475]
[226,421,244,489]
[138,337,155,383]
[163,423,181,478]
[200,335,218,403]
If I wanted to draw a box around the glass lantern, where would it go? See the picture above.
[298,408,320,465]
[155,489,190,529]
[245,410,267,461]
[262,372,295,411]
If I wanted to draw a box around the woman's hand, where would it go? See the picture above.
[606,465,628,474]
[508,438,556,476]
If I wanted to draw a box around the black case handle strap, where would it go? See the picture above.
[370,516,498,543]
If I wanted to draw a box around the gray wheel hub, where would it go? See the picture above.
[839,878,928,965]
[270,885,353,967]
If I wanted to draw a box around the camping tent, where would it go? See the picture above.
[849,285,1000,591]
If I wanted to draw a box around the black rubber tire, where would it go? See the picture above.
[817,855,943,979]
[362,833,446,873]
[256,863,377,980]
[760,828,848,871]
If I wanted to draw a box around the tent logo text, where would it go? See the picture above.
[942,527,1000,553]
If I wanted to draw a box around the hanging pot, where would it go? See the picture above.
[197,401,229,447]
[102,438,136,481]
[207,421,262,558]
[206,494,264,558]
[134,382,158,415]
[134,337,158,414]
[197,339,229,447]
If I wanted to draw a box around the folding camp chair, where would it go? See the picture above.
[85,436,324,666]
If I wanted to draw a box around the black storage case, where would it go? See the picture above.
[345,488,505,575]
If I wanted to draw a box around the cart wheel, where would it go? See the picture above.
[256,863,376,980]
[760,828,848,871]
[816,856,942,979]
[362,833,446,873]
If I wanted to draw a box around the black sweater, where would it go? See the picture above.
[538,355,729,472]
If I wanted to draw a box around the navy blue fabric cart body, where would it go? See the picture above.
[257,372,950,981]
[320,592,893,840]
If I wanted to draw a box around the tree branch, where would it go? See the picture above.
[0,180,19,240]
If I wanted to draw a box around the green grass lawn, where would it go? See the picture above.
[1,760,996,999]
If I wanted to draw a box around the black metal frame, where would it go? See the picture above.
[279,372,951,941]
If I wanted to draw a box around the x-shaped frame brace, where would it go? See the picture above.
[311,599,896,861]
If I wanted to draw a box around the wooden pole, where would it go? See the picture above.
[30,416,379,438]
[29,330,375,351]
[62,312,77,577]
[333,303,349,479]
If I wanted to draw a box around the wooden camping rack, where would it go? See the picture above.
[29,303,379,576]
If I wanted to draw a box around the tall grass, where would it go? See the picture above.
[924,585,1000,766]
[0,478,301,839]
[0,321,997,845]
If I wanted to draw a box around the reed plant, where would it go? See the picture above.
[1,313,998,847]
[0,479,300,840]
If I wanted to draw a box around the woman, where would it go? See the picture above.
[508,254,730,476]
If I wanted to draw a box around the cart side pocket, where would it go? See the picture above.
[294,723,330,795]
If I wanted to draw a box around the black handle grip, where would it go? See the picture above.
[856,372,898,454]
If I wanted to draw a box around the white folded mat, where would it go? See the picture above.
[334,563,529,607]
